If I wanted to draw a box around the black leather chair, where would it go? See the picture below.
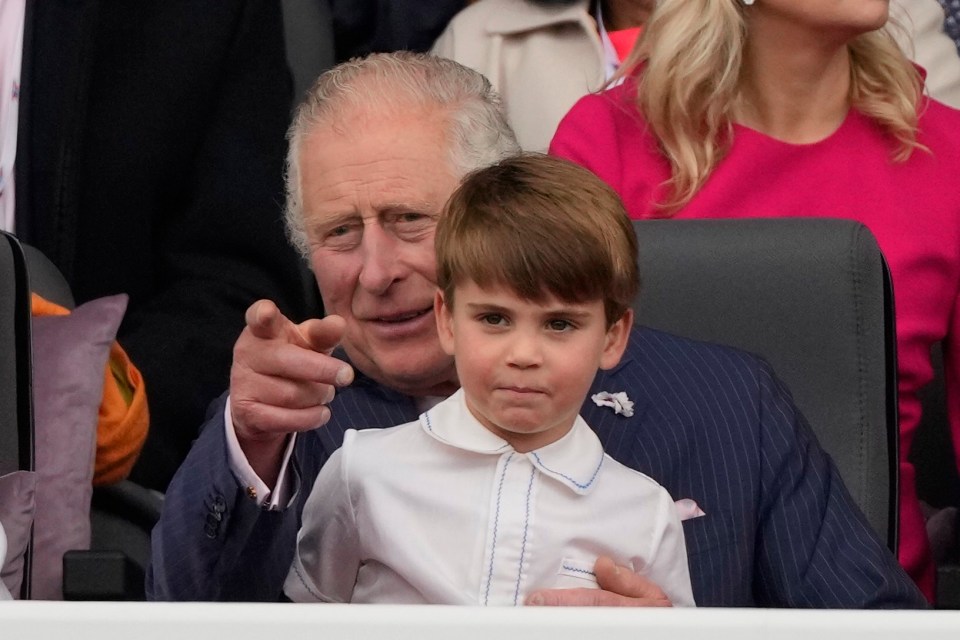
[632,218,898,551]
[0,231,35,600]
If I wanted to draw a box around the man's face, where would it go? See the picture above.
[298,107,463,396]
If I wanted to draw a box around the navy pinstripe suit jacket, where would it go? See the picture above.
[148,327,926,607]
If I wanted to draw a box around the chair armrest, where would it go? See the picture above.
[62,550,144,601]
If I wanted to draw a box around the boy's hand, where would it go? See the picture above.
[229,300,354,485]
[524,556,672,607]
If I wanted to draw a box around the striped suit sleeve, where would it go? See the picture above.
[751,362,927,608]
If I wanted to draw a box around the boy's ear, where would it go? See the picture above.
[599,308,633,370]
[434,290,456,357]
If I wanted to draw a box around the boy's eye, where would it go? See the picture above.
[480,313,506,326]
[547,319,574,332]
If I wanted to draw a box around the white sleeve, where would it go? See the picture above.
[891,0,960,109]
[283,431,362,603]
[641,487,697,607]
[224,397,298,510]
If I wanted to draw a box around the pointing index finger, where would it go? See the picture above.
[245,300,284,340]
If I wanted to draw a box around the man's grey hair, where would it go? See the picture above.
[285,51,521,258]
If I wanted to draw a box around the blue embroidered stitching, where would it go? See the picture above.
[484,452,514,605]
[423,410,434,432]
[512,466,536,605]
[561,564,597,578]
[530,452,604,490]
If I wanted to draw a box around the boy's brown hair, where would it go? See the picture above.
[436,154,639,326]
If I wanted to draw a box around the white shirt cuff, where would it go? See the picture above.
[224,396,297,510]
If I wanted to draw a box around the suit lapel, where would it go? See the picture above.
[581,337,656,467]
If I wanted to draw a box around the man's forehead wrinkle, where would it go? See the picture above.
[303,161,441,222]
[351,157,442,200]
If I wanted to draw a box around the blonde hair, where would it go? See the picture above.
[619,0,924,211]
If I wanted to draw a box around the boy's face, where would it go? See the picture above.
[435,281,632,452]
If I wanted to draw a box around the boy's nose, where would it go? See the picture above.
[506,333,543,369]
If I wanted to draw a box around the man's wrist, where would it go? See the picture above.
[224,397,296,508]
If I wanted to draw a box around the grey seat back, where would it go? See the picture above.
[633,218,898,550]
[21,244,74,310]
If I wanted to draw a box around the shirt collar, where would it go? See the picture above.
[420,389,606,495]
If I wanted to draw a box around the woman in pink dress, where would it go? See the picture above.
[550,0,960,602]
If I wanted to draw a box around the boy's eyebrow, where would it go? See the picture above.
[463,301,596,319]
[463,302,510,313]
[542,308,594,320]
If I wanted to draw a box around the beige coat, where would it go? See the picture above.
[433,0,960,152]
[891,0,960,108]
[432,0,603,152]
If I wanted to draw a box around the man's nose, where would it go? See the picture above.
[357,226,403,294]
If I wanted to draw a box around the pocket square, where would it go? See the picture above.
[674,498,706,521]
[590,391,634,417]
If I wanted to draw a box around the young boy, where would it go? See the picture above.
[283,154,695,606]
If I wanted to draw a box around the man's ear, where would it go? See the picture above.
[599,308,633,370]
[435,290,456,357]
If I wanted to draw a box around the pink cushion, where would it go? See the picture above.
[29,294,127,599]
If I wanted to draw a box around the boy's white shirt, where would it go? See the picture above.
[283,388,695,606]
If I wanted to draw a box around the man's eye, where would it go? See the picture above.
[480,313,506,326]
[318,224,361,249]
[547,319,574,332]
[389,212,435,239]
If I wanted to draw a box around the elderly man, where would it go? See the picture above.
[148,53,925,607]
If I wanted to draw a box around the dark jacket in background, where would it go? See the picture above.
[331,0,465,61]
[15,0,311,490]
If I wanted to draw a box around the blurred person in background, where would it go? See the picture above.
[2,0,311,491]
[435,0,960,151]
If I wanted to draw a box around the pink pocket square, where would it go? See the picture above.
[674,498,706,521]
